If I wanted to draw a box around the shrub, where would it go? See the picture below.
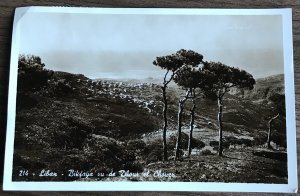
[253,131,268,146]
[169,132,189,150]
[82,134,141,173]
[144,139,163,163]
[47,79,73,97]
[18,54,53,91]
[225,136,253,147]
[201,148,212,155]
[51,117,95,150]
[126,139,146,152]
[210,136,253,150]
[209,140,219,147]
[192,138,206,149]
[16,92,40,110]
[272,131,287,148]
[209,140,230,150]
[169,132,205,150]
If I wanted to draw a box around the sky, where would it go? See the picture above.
[18,11,284,79]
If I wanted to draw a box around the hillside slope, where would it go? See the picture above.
[13,62,287,183]
[232,74,284,100]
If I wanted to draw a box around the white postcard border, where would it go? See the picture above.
[3,7,297,192]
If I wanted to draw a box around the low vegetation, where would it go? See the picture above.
[13,54,287,183]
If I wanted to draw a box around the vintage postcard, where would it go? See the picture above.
[3,7,297,192]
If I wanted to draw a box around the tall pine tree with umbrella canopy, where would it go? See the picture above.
[173,63,211,158]
[153,49,203,161]
[202,62,255,156]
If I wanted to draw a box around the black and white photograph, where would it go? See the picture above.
[3,7,297,192]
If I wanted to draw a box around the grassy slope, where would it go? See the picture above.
[13,72,287,183]
[13,71,161,180]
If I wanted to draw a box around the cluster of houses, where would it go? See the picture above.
[80,79,162,115]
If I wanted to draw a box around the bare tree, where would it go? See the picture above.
[266,93,285,149]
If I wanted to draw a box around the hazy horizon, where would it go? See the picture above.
[18,12,284,80]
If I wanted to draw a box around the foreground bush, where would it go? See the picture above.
[83,134,142,173]
[18,54,53,91]
[169,132,205,150]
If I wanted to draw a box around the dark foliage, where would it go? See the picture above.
[52,117,95,150]
[18,55,53,91]
[126,139,146,151]
[267,93,285,116]
[169,132,205,150]
[201,61,256,98]
[209,136,253,150]
[173,64,204,89]
[224,136,253,147]
[144,139,164,163]
[266,93,286,148]
[13,54,287,183]
[16,92,41,110]
[153,49,203,72]
[83,134,141,172]
[253,150,287,162]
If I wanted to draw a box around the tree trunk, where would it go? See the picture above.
[267,113,279,149]
[188,99,196,157]
[162,85,168,161]
[218,96,223,156]
[175,100,184,160]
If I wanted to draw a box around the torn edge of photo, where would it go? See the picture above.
[3,6,297,192]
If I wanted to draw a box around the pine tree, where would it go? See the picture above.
[153,49,203,161]
[172,51,204,160]
[173,65,203,158]
[202,62,255,156]
[153,52,185,161]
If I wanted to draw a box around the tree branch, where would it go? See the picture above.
[180,89,191,104]
[228,84,238,89]
[221,90,227,98]
[163,70,170,85]
[270,113,280,121]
